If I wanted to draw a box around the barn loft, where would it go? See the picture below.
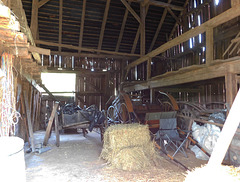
[1,0,240,181]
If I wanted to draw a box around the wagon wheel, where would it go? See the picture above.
[118,103,131,123]
[178,109,195,131]
[106,105,117,125]
[161,101,175,112]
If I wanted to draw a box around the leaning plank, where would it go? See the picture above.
[208,89,240,166]
[23,90,35,152]
[43,102,59,146]
[54,111,60,147]
[28,45,50,55]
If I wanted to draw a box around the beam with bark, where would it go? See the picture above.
[29,45,50,55]
[115,1,131,52]
[98,0,111,51]
[78,0,86,53]
[35,39,140,57]
[121,0,141,24]
[148,0,171,53]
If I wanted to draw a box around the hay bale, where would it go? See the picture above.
[184,165,240,182]
[101,124,159,171]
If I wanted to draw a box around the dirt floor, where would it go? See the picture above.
[25,130,207,182]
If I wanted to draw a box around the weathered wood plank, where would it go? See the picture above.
[43,102,59,146]
[78,0,86,53]
[225,72,237,108]
[54,111,60,147]
[35,39,140,57]
[148,0,171,53]
[30,0,38,40]
[148,0,184,11]
[98,0,111,51]
[121,0,141,24]
[206,27,213,65]
[140,2,146,56]
[28,45,50,55]
[38,0,51,8]
[58,0,63,52]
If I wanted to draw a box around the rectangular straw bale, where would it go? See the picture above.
[105,123,150,150]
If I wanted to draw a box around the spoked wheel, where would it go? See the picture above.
[178,109,195,130]
[106,105,118,125]
[118,103,131,123]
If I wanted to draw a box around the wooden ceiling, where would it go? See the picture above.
[21,0,187,58]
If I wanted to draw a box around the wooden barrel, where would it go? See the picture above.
[229,131,240,166]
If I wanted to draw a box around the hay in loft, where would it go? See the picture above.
[101,123,159,171]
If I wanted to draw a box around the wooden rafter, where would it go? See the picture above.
[38,0,51,8]
[140,2,146,56]
[148,0,171,53]
[131,4,149,54]
[78,0,86,53]
[35,40,140,57]
[58,0,63,52]
[148,0,184,11]
[30,0,38,40]
[126,4,240,71]
[121,0,141,24]
[169,0,189,40]
[115,1,131,52]
[51,51,138,59]
[98,0,111,51]
[167,7,182,26]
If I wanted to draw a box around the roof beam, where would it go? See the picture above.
[148,0,171,53]
[121,0,141,24]
[35,40,140,57]
[51,51,138,59]
[131,4,149,54]
[11,0,41,64]
[126,4,240,70]
[58,0,63,52]
[98,0,111,51]
[148,0,184,11]
[38,0,51,8]
[30,0,38,40]
[169,0,189,39]
[78,0,86,53]
[167,7,182,26]
[115,1,131,52]
[140,2,146,56]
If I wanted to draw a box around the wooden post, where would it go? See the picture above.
[58,0,63,52]
[150,88,155,104]
[140,2,146,56]
[206,27,213,65]
[147,58,151,80]
[54,112,60,147]
[43,102,59,146]
[30,0,39,40]
[23,90,35,152]
[225,72,237,108]
[208,89,240,166]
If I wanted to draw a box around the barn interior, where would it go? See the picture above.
[1,0,240,181]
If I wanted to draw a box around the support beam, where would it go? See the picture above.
[35,40,140,57]
[38,0,51,8]
[140,2,146,56]
[169,0,189,40]
[58,0,63,52]
[126,4,240,70]
[131,5,149,54]
[225,72,237,108]
[51,51,138,59]
[30,0,38,40]
[121,0,141,24]
[115,1,131,52]
[78,0,86,53]
[28,45,50,55]
[148,0,171,53]
[167,7,182,26]
[11,0,41,64]
[148,0,184,11]
[147,58,151,80]
[98,0,111,51]
[206,27,213,65]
